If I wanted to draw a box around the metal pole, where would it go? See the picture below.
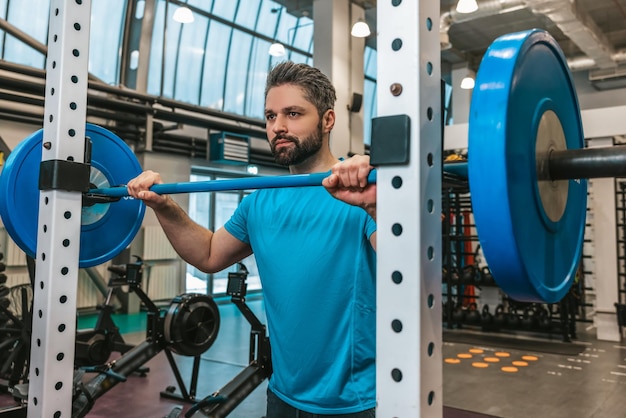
[545,146,626,180]
[27,1,91,417]
[376,0,442,416]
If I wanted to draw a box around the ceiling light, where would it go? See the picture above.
[173,6,194,23]
[460,76,475,89]
[351,19,371,38]
[456,0,478,14]
[268,42,286,57]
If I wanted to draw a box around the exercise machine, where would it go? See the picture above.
[180,263,271,418]
[71,258,220,417]
[74,260,139,367]
[0,258,220,418]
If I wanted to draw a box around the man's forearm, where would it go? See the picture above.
[153,196,213,269]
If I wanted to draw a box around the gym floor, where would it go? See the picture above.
[1,298,625,418]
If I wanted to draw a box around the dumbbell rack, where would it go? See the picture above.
[441,180,504,331]
[442,170,483,328]
[0,252,31,393]
[614,181,626,332]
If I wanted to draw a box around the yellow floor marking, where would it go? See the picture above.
[472,362,489,368]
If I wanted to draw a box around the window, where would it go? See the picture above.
[0,0,372,132]
[363,45,377,146]
[0,0,127,85]
[147,0,315,121]
[3,0,49,68]
[187,172,261,295]
[89,0,127,84]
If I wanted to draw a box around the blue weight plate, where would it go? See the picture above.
[468,29,586,303]
[0,124,145,268]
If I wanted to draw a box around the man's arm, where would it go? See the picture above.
[322,155,377,250]
[127,170,252,273]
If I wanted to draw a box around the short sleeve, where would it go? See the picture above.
[365,214,376,240]
[223,193,252,244]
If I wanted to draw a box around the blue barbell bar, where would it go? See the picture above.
[89,170,379,198]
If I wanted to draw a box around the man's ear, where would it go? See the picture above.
[322,109,336,133]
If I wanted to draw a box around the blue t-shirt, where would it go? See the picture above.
[224,186,376,414]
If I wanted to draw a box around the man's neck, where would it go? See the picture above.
[289,151,340,175]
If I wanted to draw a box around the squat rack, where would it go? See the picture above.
[29,1,442,417]
[28,1,90,417]
[373,1,442,416]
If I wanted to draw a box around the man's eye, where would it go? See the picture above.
[289,112,299,117]
[266,114,275,120]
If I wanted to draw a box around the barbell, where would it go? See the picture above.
[0,29,619,303]
[0,124,146,269]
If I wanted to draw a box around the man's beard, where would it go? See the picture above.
[270,124,324,166]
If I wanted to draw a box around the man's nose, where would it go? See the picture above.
[272,115,287,133]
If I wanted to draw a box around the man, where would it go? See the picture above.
[127,61,377,417]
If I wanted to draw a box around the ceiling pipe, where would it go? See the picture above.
[440,0,527,50]
[567,50,626,72]
[442,0,620,72]
[525,0,616,69]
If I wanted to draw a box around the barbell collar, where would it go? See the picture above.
[89,170,378,198]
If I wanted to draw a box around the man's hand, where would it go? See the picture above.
[322,155,376,220]
[126,170,170,209]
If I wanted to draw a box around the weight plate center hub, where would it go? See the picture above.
[535,109,568,223]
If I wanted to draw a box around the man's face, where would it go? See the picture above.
[265,84,324,166]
